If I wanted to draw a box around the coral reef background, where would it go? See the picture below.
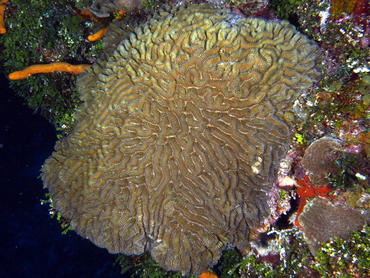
[0,73,125,277]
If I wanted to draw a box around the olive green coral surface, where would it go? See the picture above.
[41,2,322,276]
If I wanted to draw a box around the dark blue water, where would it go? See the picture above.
[0,73,125,278]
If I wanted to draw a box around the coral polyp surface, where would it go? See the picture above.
[301,137,342,186]
[42,3,322,275]
[299,197,367,256]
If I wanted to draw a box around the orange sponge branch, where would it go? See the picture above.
[74,8,93,22]
[88,26,109,42]
[9,62,91,80]
[115,10,125,20]
[198,270,218,278]
[0,0,9,34]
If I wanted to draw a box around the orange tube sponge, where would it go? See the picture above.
[74,8,93,22]
[0,0,9,34]
[9,62,91,80]
[88,26,109,42]
[115,10,126,20]
[198,270,218,278]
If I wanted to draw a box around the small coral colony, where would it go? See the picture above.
[1,0,370,277]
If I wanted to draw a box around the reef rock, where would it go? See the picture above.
[42,3,322,275]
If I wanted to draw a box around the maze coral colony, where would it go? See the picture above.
[42,3,322,275]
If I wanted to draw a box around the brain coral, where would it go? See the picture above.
[42,3,322,275]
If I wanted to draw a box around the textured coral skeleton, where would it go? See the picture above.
[42,3,322,275]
